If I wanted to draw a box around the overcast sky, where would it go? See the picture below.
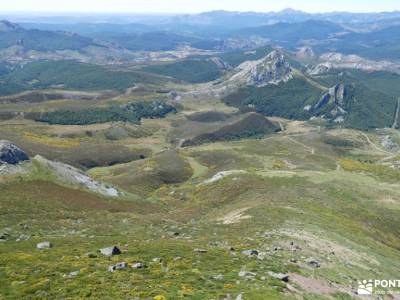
[1,0,399,14]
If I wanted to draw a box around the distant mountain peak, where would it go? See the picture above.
[278,8,305,14]
[247,50,293,87]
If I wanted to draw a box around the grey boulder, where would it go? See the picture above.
[131,262,147,269]
[108,262,127,272]
[100,246,121,256]
[37,241,52,249]
[267,271,289,282]
[306,257,321,268]
[0,140,29,165]
[241,249,258,257]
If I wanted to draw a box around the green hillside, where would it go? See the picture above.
[223,77,321,120]
[0,60,165,96]
[143,59,223,83]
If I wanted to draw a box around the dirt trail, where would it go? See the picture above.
[360,133,392,155]
[286,136,315,154]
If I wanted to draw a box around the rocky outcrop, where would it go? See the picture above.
[307,83,350,123]
[307,62,333,75]
[229,50,293,87]
[247,51,293,87]
[296,46,315,60]
[0,140,29,165]
[209,57,231,70]
[314,84,347,116]
[319,52,400,74]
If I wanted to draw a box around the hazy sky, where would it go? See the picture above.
[1,0,399,14]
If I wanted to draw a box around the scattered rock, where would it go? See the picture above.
[173,256,182,261]
[108,262,127,272]
[86,252,98,258]
[100,246,121,257]
[241,249,258,257]
[36,241,52,249]
[238,271,257,280]
[267,271,289,282]
[212,274,224,281]
[381,135,398,151]
[194,248,208,253]
[306,257,321,268]
[152,257,163,263]
[19,223,29,229]
[131,262,147,269]
[257,252,267,260]
[236,293,243,300]
[291,244,302,252]
[264,232,272,238]
[16,234,30,242]
[0,140,29,165]
[167,231,180,237]
[0,232,9,241]
[68,271,79,278]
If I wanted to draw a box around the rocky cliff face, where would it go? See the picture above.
[312,83,348,122]
[0,140,29,165]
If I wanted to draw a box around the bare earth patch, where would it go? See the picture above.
[289,273,354,297]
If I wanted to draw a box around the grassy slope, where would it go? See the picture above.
[1,119,400,299]
[1,57,400,299]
